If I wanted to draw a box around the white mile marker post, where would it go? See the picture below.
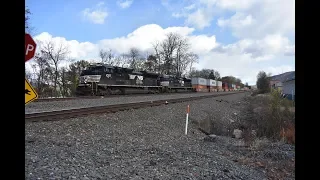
[185,105,190,135]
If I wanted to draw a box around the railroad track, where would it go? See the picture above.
[34,92,199,102]
[26,91,246,123]
[35,96,101,102]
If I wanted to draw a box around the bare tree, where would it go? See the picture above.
[99,49,107,63]
[187,53,199,73]
[66,60,90,95]
[107,49,114,64]
[25,68,33,82]
[58,67,69,97]
[33,53,51,96]
[99,48,115,65]
[145,54,157,72]
[150,32,197,76]
[214,71,221,80]
[126,47,142,70]
[161,32,181,74]
[41,40,70,97]
[114,53,128,67]
[151,41,162,73]
[25,6,33,34]
[173,37,189,77]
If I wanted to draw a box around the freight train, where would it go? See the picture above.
[75,63,243,96]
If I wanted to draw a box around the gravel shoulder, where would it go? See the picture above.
[25,92,235,114]
[25,92,295,180]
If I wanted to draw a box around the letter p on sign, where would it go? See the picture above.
[25,33,37,62]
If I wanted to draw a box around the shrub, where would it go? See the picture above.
[246,89,295,144]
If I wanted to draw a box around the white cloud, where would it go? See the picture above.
[217,0,294,38]
[198,51,294,85]
[217,12,254,30]
[33,32,98,61]
[166,0,294,40]
[172,12,184,18]
[284,45,295,56]
[213,34,295,59]
[184,4,196,10]
[99,24,197,53]
[214,0,257,10]
[29,24,294,85]
[81,2,108,24]
[117,0,134,9]
[185,8,213,29]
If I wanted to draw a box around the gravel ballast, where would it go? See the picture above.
[25,92,295,179]
[25,92,236,114]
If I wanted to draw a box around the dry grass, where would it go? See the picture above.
[195,90,295,145]
[280,122,295,144]
[245,89,295,144]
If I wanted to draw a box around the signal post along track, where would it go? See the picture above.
[25,91,245,123]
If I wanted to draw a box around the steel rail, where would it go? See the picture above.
[26,91,245,123]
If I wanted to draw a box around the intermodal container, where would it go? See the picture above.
[209,87,217,92]
[206,79,217,87]
[192,84,209,92]
[191,77,207,86]
[222,82,228,87]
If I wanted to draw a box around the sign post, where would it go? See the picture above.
[25,33,37,62]
[25,78,38,105]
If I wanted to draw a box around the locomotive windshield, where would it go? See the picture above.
[81,66,106,76]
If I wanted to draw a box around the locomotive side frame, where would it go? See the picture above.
[76,83,195,96]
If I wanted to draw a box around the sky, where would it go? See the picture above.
[25,0,295,85]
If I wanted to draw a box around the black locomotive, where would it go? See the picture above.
[76,63,195,96]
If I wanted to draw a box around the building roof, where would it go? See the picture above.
[283,72,295,82]
[271,71,295,82]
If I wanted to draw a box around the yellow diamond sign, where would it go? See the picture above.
[25,78,38,105]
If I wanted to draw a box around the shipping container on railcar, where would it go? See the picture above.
[231,84,236,91]
[222,82,229,91]
[217,81,223,92]
[192,77,208,92]
[206,79,217,92]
